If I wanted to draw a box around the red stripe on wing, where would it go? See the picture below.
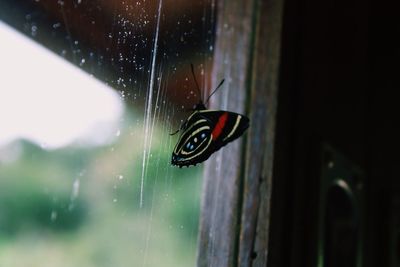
[211,112,229,140]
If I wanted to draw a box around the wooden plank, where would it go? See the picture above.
[239,0,284,265]
[197,0,256,266]
[197,0,284,266]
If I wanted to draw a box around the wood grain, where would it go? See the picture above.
[239,0,284,265]
[197,0,255,266]
[197,0,284,266]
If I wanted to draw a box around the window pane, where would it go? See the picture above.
[0,0,215,266]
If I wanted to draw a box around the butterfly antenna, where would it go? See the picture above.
[169,128,180,136]
[190,63,202,102]
[205,79,225,105]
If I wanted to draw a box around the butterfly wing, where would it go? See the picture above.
[171,110,249,167]
[171,111,214,166]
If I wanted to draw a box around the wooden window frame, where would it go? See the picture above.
[196,0,285,266]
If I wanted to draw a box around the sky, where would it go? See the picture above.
[0,20,124,150]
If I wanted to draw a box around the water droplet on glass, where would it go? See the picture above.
[51,211,58,222]
[31,25,38,36]
[71,179,80,200]
[118,175,124,180]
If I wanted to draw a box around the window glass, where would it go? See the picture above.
[0,1,216,266]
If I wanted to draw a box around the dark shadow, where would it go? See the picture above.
[324,183,358,267]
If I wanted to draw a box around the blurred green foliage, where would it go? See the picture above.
[0,112,202,267]
[0,140,88,237]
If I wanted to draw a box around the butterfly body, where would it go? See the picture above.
[171,102,249,167]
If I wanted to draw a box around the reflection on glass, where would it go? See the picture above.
[0,0,214,266]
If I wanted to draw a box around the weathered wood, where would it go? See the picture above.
[197,0,284,266]
[239,0,284,265]
[197,0,255,266]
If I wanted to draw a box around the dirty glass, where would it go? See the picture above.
[0,0,216,266]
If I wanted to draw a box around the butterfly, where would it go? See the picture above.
[171,65,250,167]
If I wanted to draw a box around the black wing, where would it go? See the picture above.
[171,110,249,167]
